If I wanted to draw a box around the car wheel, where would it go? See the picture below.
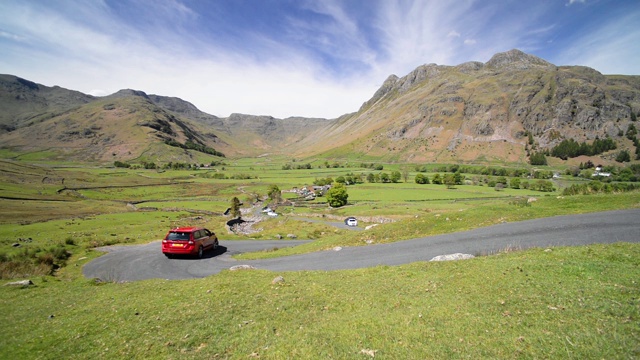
[164,253,173,259]
[213,240,219,250]
[197,246,203,259]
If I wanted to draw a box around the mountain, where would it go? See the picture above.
[0,78,329,161]
[291,49,640,164]
[0,74,94,133]
[1,49,639,164]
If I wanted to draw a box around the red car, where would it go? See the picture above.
[161,227,219,258]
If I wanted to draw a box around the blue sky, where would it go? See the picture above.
[1,0,639,118]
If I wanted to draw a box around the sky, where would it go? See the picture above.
[1,0,639,119]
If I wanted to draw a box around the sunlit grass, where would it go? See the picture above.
[1,243,637,359]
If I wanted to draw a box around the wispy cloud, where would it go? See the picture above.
[0,0,637,118]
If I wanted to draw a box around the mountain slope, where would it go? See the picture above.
[0,91,227,163]
[291,49,640,163]
[0,74,94,133]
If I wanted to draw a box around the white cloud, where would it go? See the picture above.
[566,0,586,6]
[1,0,638,120]
[555,12,640,74]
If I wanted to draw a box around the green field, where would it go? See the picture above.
[1,158,639,358]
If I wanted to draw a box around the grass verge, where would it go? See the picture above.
[1,243,638,359]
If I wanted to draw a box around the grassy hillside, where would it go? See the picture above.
[0,96,227,164]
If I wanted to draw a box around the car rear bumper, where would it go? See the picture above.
[162,245,197,255]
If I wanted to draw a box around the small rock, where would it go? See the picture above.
[229,265,256,271]
[430,253,475,262]
[12,243,20,247]
[275,234,283,239]
[4,279,34,287]
[333,246,343,251]
[271,276,285,284]
[360,349,377,357]
[286,234,297,239]
[48,315,55,319]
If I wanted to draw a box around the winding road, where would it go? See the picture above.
[83,209,640,282]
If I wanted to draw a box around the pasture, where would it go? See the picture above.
[1,157,639,359]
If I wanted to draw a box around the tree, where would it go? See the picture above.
[230,197,241,218]
[267,184,282,203]
[401,166,410,183]
[432,173,442,184]
[366,173,375,183]
[529,152,548,165]
[443,173,456,189]
[453,171,463,185]
[510,177,521,189]
[326,183,348,207]
[415,173,429,184]
[616,150,631,163]
[390,171,402,183]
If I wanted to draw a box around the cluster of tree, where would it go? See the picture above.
[113,161,130,168]
[529,152,548,165]
[628,124,640,161]
[616,150,631,163]
[564,164,640,182]
[164,139,225,157]
[313,177,335,186]
[360,163,384,170]
[282,163,312,170]
[323,161,344,168]
[335,174,365,185]
[562,181,640,196]
[418,164,531,178]
[550,137,617,160]
[365,171,402,183]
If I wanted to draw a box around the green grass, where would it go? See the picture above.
[1,243,638,359]
[0,157,639,358]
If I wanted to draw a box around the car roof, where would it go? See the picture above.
[170,227,202,233]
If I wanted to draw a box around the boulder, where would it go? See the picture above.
[430,253,475,262]
[229,265,256,271]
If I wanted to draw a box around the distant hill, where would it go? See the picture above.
[1,49,639,165]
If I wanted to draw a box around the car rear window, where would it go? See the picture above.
[166,232,190,241]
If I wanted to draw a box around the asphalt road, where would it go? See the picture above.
[83,208,640,282]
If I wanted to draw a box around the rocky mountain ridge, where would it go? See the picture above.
[1,49,639,164]
[290,49,639,163]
